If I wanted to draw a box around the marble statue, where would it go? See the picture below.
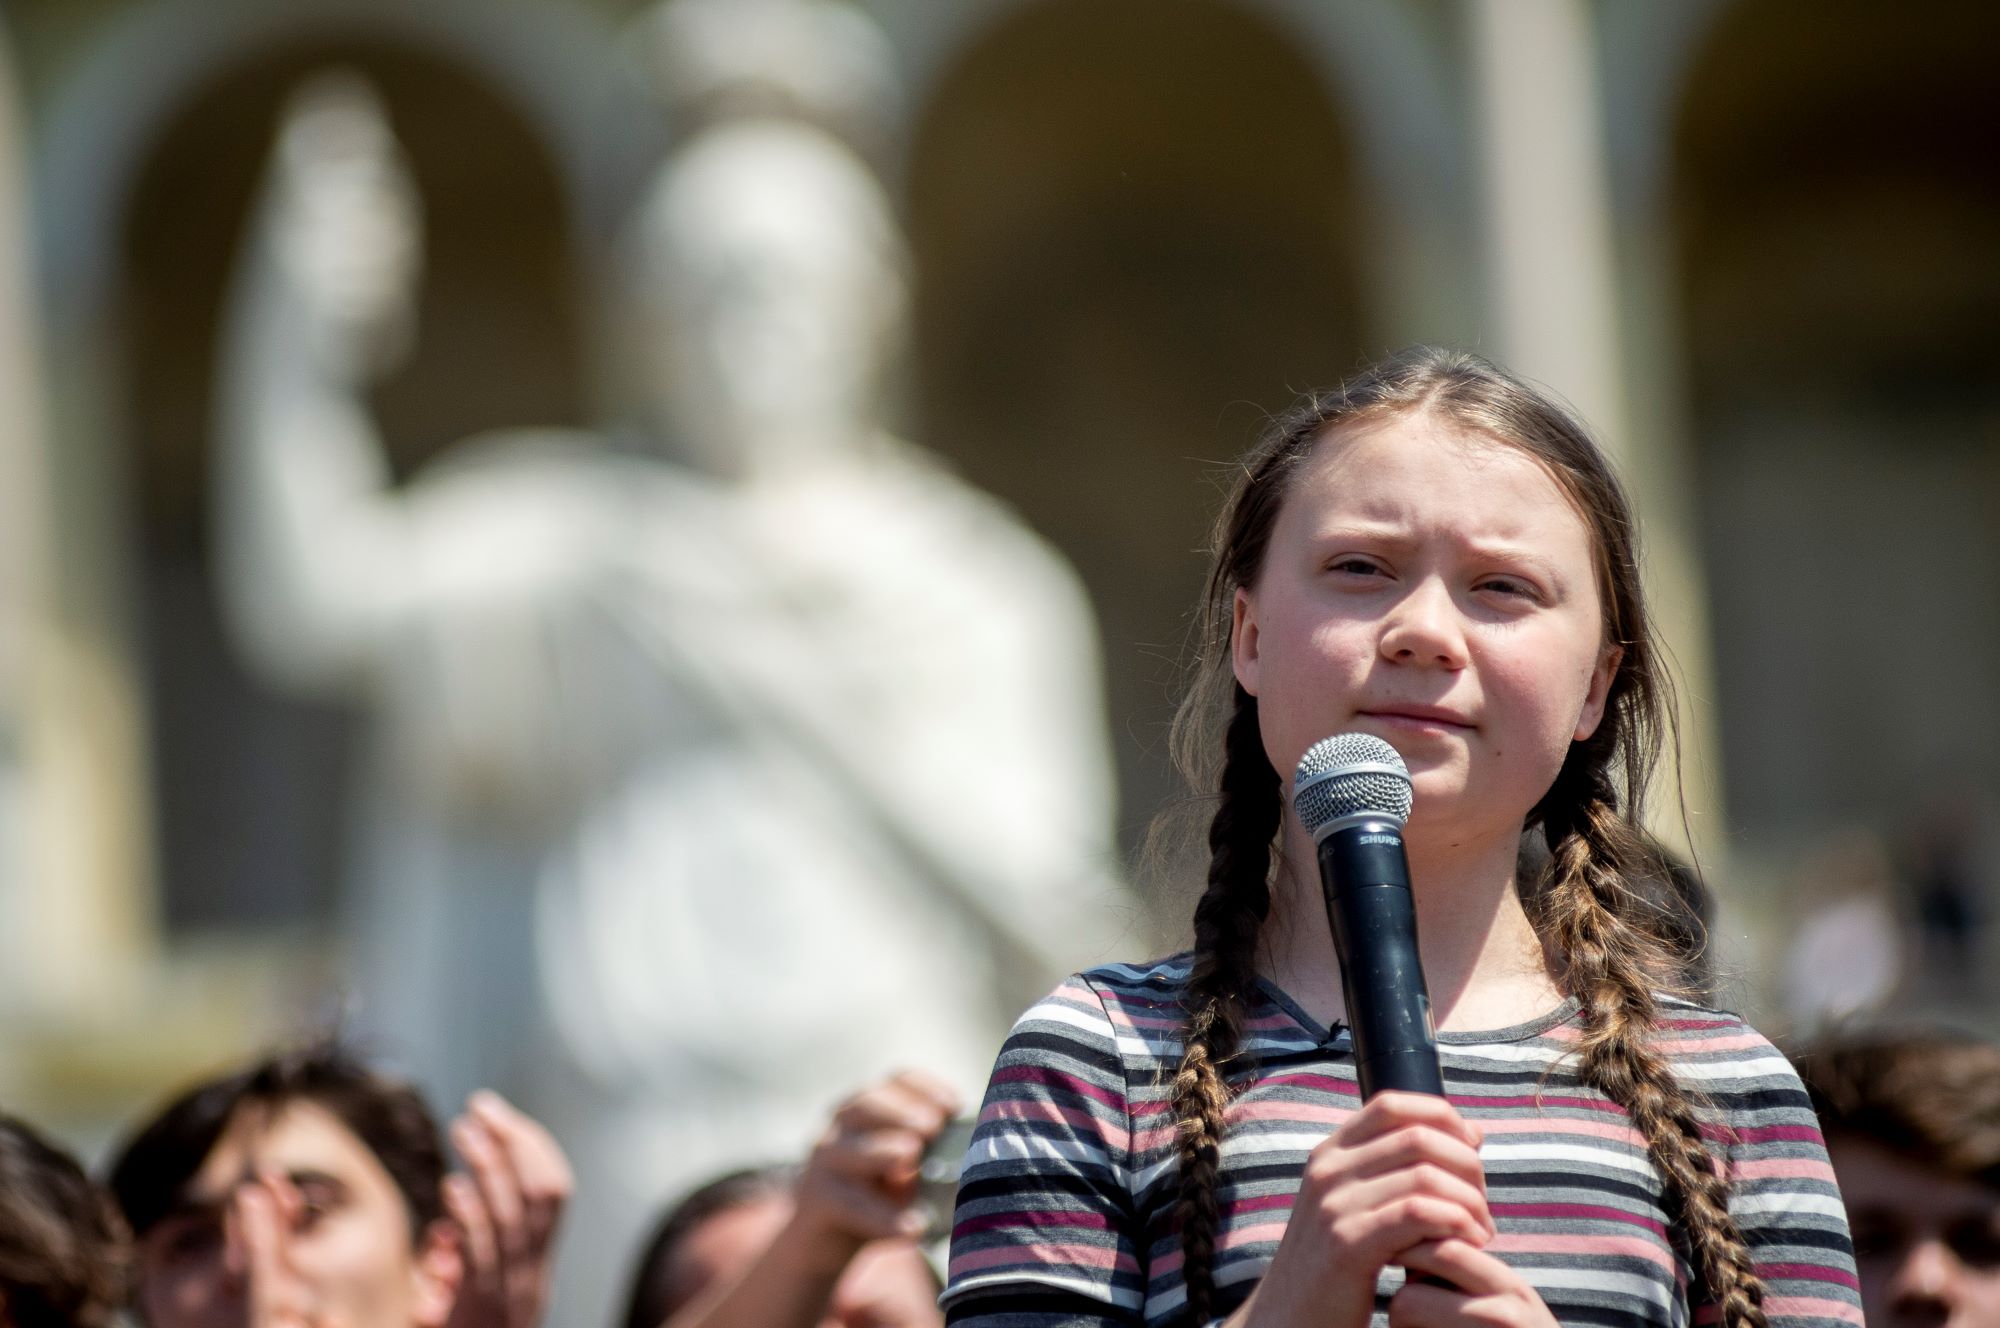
[213,13,1134,1320]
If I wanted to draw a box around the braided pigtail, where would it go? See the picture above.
[1536,769,1768,1328]
[1170,684,1280,1326]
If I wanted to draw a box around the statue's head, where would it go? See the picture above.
[269,72,423,383]
[635,0,901,158]
[619,0,906,477]
[629,118,908,476]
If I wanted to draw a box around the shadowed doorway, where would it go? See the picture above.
[908,0,1371,862]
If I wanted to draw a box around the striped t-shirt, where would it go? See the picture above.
[943,957,1861,1327]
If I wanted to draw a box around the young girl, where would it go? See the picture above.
[940,349,1860,1328]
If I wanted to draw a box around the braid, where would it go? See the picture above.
[1538,773,1768,1328]
[1171,684,1279,1327]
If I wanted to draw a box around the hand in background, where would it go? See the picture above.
[791,1068,961,1257]
[444,1092,573,1328]
[660,1069,960,1328]
[233,1174,317,1327]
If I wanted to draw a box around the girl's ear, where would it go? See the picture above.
[1231,587,1262,696]
[1574,643,1624,742]
[411,1218,465,1328]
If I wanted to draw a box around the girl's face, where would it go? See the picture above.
[1231,409,1620,848]
[137,1101,459,1328]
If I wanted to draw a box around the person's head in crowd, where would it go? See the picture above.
[0,1114,127,1328]
[622,1167,790,1328]
[623,1070,955,1328]
[621,1164,940,1328]
[106,1041,462,1328]
[1801,1029,2000,1328]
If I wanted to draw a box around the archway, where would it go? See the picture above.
[1672,0,2000,1000]
[908,0,1368,849]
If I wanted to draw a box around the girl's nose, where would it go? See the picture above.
[1378,577,1468,669]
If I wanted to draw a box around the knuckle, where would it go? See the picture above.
[1415,1126,1459,1163]
[1400,1195,1452,1231]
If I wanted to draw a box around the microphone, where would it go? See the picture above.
[1292,733,1444,1099]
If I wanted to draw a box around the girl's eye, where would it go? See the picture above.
[1327,557,1385,577]
[1476,576,1538,600]
[293,1181,342,1230]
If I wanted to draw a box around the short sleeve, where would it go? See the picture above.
[942,975,1146,1326]
[1693,1026,1864,1327]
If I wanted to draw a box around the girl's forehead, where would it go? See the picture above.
[192,1100,402,1206]
[1288,412,1587,531]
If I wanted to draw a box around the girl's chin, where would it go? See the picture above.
[1403,761,1469,802]
[1403,777,1523,833]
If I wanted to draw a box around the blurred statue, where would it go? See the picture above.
[213,12,1133,1317]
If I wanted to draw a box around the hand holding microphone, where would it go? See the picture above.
[1231,736,1506,1328]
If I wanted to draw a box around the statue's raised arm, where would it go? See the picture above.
[211,73,422,697]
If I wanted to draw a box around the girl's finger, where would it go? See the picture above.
[883,1068,962,1118]
[1385,1275,1471,1328]
[812,1174,927,1242]
[445,1172,499,1282]
[1345,1190,1492,1259]
[454,1118,528,1265]
[831,1080,953,1139]
[817,1127,927,1181]
[1336,1093,1482,1151]
[255,1169,307,1234]
[1345,1166,1495,1243]
[1397,1238,1523,1297]
[1345,1125,1490,1200]
[237,1185,310,1327]
[467,1092,572,1236]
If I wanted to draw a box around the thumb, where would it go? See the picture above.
[238,1185,311,1327]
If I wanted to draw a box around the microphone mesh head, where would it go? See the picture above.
[1292,733,1413,832]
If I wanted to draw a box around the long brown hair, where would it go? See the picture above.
[1166,346,1763,1328]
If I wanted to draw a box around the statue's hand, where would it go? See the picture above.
[270,72,423,381]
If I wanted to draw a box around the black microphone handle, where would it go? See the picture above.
[1316,819,1445,1099]
[1316,815,1458,1294]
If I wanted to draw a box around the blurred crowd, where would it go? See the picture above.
[1,1025,1997,1328]
[1,1049,958,1328]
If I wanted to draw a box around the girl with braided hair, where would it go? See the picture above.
[941,348,1860,1328]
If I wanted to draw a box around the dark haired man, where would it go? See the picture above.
[0,1114,127,1328]
[1801,1029,2000,1328]
[107,1043,568,1328]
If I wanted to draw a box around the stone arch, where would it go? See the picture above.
[35,0,640,310]
[894,0,1474,333]
[905,0,1378,843]
[1668,1,2000,875]
[75,22,605,933]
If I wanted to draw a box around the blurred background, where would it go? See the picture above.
[0,0,1996,1313]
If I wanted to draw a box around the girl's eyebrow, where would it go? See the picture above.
[1307,520,1414,544]
[1461,540,1567,578]
[1312,526,1571,580]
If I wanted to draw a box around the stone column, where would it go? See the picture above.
[1467,0,1726,865]
[0,16,154,1025]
